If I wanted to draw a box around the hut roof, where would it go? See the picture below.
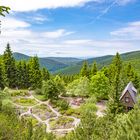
[120,82,137,103]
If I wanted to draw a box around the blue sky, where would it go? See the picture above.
[0,0,140,57]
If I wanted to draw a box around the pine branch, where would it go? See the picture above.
[0,6,10,17]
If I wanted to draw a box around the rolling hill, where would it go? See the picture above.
[56,51,140,75]
[13,51,140,74]
[13,53,82,72]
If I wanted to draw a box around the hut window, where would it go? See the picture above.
[125,97,130,103]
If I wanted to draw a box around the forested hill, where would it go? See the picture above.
[56,51,140,75]
[13,52,82,72]
[13,51,140,74]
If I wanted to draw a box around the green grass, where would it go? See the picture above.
[2,99,12,106]
[22,114,39,127]
[14,97,38,106]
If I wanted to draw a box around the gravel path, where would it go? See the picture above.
[13,91,80,133]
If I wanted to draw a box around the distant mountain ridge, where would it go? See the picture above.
[55,51,140,75]
[13,51,140,74]
[13,52,82,72]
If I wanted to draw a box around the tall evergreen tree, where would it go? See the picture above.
[126,63,134,79]
[28,56,42,89]
[113,52,122,100]
[41,68,50,81]
[126,63,139,88]
[16,61,23,88]
[80,61,89,77]
[16,61,30,89]
[23,61,30,88]
[3,44,16,88]
[107,53,124,116]
[91,61,98,76]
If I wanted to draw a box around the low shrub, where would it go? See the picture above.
[51,99,69,111]
[34,88,42,95]
[65,108,81,117]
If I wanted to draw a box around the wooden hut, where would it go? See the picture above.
[120,82,137,111]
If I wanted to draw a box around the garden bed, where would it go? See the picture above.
[9,89,29,97]
[13,97,38,106]
[49,116,74,130]
[32,104,56,120]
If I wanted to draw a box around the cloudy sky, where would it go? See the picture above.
[0,0,140,57]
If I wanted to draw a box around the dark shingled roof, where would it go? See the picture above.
[120,82,137,103]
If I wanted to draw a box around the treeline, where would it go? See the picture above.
[0,44,50,89]
[0,44,139,100]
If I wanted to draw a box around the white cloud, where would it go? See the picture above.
[0,17,30,29]
[116,0,135,5]
[64,39,133,48]
[0,17,139,57]
[31,14,51,24]
[1,0,100,12]
[42,29,74,39]
[64,39,92,44]
[110,21,140,39]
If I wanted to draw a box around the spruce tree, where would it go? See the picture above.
[107,53,124,116]
[126,63,134,79]
[126,63,139,88]
[16,61,23,88]
[113,52,122,101]
[80,61,89,77]
[91,61,98,76]
[41,68,50,81]
[23,61,30,88]
[28,56,42,89]
[3,44,16,88]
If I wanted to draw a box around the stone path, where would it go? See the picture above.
[13,91,80,134]
[96,100,106,117]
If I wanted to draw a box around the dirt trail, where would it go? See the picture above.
[96,101,106,117]
[13,91,80,133]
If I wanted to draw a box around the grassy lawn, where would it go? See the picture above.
[32,104,56,120]
[13,97,38,106]
[49,116,74,130]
